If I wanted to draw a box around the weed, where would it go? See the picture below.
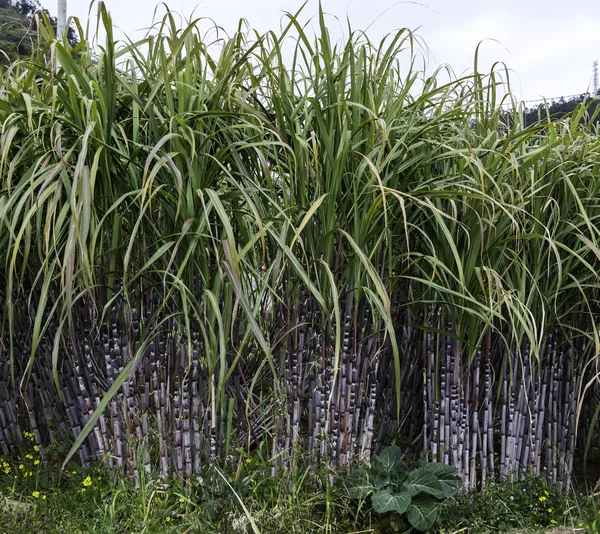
[436,475,586,533]
[344,446,460,532]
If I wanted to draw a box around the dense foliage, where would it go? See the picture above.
[0,2,599,502]
[0,434,589,533]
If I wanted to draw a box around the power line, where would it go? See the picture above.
[499,92,597,109]
[520,93,595,104]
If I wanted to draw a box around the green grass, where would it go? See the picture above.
[0,436,594,534]
[0,451,358,533]
[0,468,593,534]
[0,433,359,533]
[437,476,590,534]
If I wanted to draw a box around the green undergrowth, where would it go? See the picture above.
[0,463,357,533]
[0,437,596,534]
[436,475,591,534]
[0,435,360,533]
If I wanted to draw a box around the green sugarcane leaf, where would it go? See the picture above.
[290,193,328,249]
[371,489,411,515]
[407,495,438,531]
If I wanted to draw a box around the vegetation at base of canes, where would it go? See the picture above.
[0,437,358,533]
[0,435,596,534]
[588,497,600,534]
[344,445,460,531]
[435,475,589,534]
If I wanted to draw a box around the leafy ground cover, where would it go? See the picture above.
[0,436,595,533]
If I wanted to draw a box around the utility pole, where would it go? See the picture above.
[593,60,599,95]
[57,0,67,40]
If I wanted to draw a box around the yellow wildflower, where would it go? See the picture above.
[32,491,40,498]
[547,508,553,513]
[179,497,185,503]
[33,446,39,452]
[83,476,93,487]
[25,454,33,460]
[34,460,40,466]
[18,464,24,470]
[538,495,547,502]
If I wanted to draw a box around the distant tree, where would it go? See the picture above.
[13,0,77,45]
[523,94,600,128]
[499,94,600,133]
[0,0,77,64]
[13,0,38,17]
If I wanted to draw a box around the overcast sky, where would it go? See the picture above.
[49,0,600,104]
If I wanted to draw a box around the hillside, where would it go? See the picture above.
[0,0,77,64]
[524,93,600,127]
[0,0,35,62]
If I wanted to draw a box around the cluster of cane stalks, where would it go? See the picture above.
[1,3,600,491]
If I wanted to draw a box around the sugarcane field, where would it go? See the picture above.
[1,0,600,532]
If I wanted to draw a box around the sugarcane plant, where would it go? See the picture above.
[0,1,599,493]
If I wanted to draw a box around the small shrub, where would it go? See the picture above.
[344,446,460,531]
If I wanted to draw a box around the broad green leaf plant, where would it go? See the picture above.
[344,446,460,531]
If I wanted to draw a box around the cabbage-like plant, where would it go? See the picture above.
[344,446,461,531]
